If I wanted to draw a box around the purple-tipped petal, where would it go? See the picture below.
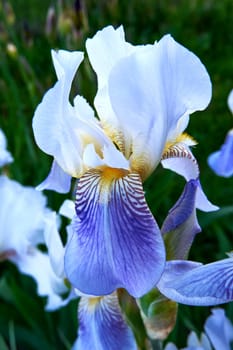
[204,308,233,350]
[158,258,233,305]
[161,179,201,259]
[76,293,137,350]
[65,169,165,297]
[207,130,233,178]
[37,160,71,193]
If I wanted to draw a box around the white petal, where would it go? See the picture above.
[86,25,133,89]
[108,34,211,177]
[0,129,13,167]
[51,49,83,82]
[86,25,148,157]
[161,144,199,181]
[83,143,129,170]
[36,160,71,193]
[43,211,65,278]
[13,249,68,307]
[59,199,76,220]
[0,176,47,254]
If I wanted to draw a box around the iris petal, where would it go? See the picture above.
[76,293,137,350]
[207,130,233,178]
[227,89,233,112]
[0,129,13,167]
[161,143,218,212]
[158,259,233,305]
[64,169,165,297]
[204,308,233,350]
[161,143,199,181]
[161,179,201,260]
[36,160,71,193]
[108,34,211,178]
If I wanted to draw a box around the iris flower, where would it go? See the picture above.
[208,89,233,177]
[33,25,215,298]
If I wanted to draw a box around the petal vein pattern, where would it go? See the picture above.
[65,169,165,297]
[158,259,233,305]
[76,293,137,350]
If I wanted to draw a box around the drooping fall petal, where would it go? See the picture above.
[75,293,137,350]
[65,169,165,297]
[158,259,233,305]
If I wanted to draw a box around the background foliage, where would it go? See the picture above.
[0,0,233,349]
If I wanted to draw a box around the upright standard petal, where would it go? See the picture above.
[32,50,85,177]
[76,293,137,350]
[108,34,211,178]
[86,25,141,158]
[158,258,233,305]
[207,129,233,178]
[65,169,165,297]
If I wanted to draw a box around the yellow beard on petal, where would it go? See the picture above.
[101,166,129,182]
[98,166,129,203]
[163,132,197,155]
[87,296,103,310]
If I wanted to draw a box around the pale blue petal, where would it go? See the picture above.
[227,89,233,113]
[76,293,137,350]
[164,343,178,350]
[158,259,233,305]
[195,180,219,212]
[36,160,71,193]
[207,130,233,178]
[65,170,165,297]
[204,308,233,350]
[186,331,212,350]
[161,179,201,259]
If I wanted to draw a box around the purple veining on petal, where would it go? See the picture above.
[158,258,233,305]
[64,169,165,297]
[76,293,137,350]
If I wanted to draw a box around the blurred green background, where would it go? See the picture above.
[0,0,233,349]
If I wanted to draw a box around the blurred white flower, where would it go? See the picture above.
[0,129,13,167]
[0,175,76,310]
